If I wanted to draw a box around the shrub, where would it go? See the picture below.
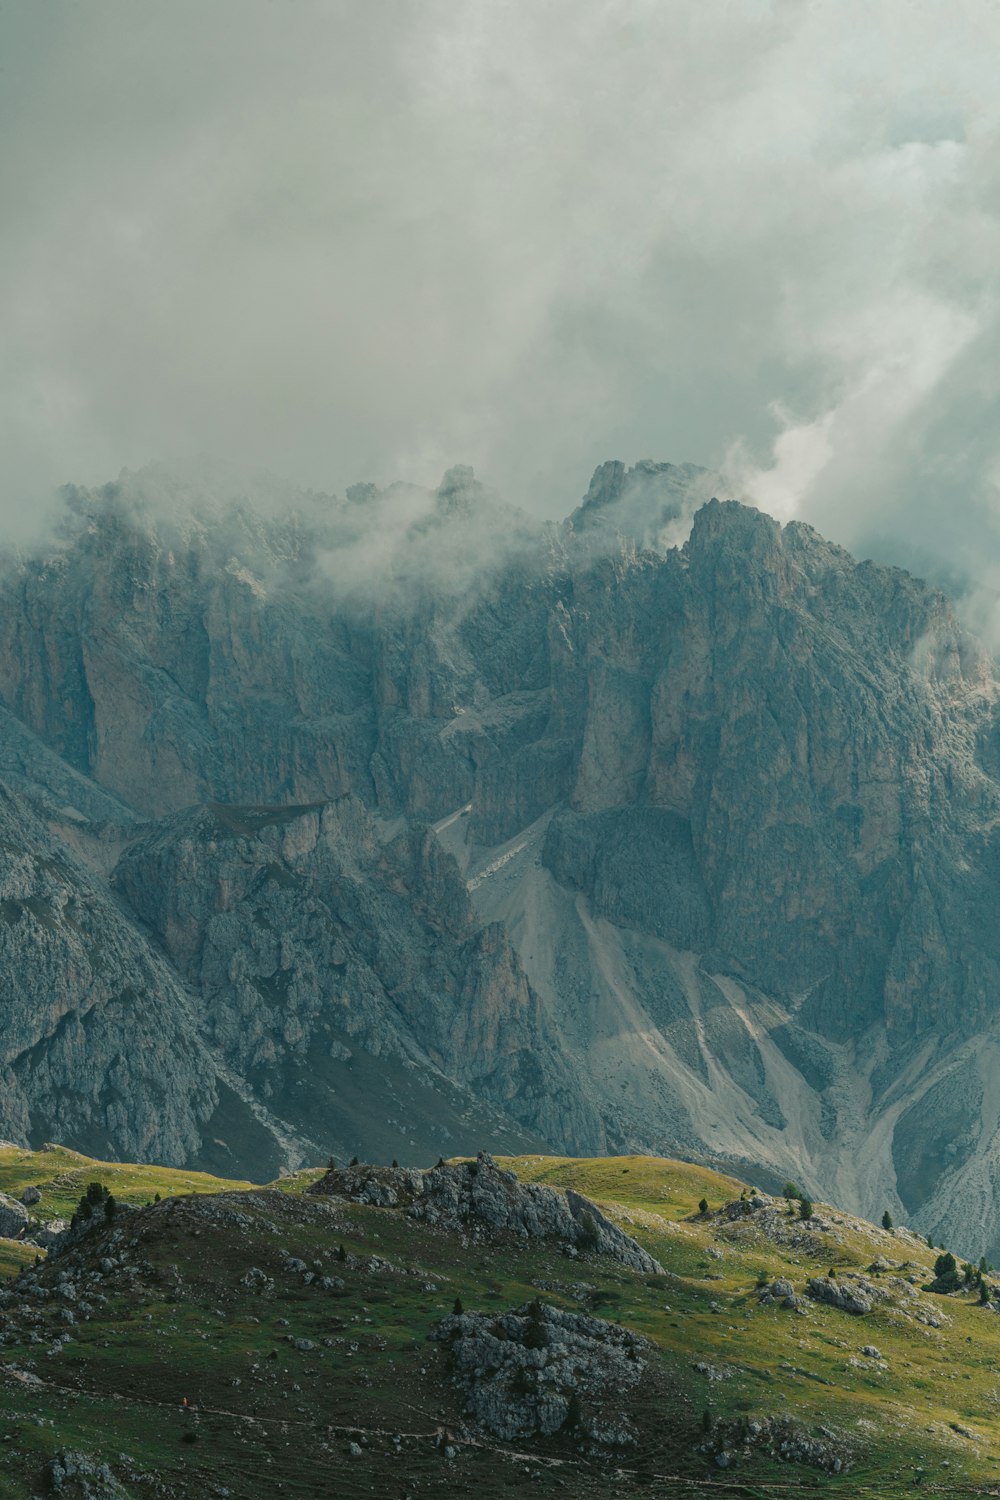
[783,1181,801,1200]
[798,1197,813,1220]
[71,1182,112,1230]
[930,1251,961,1293]
[698,1198,708,1215]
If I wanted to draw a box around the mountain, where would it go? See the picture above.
[1,458,1000,1258]
[1,1142,998,1497]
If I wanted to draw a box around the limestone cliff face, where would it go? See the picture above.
[112,795,592,1163]
[0,783,219,1165]
[547,500,1000,1038]
[4,462,1000,1257]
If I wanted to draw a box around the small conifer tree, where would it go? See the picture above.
[698,1198,708,1215]
[882,1210,893,1231]
[798,1196,813,1220]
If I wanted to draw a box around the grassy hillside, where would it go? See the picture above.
[0,1146,998,1496]
[0,1143,252,1220]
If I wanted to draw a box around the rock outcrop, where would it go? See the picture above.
[432,1301,650,1448]
[309,1152,663,1273]
[0,1191,27,1238]
[806,1277,875,1316]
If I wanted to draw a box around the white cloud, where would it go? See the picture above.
[2,0,1000,608]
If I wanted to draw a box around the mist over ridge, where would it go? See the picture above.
[5,1,1000,618]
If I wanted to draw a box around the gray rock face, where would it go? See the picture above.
[704,1415,851,1475]
[3,463,1000,1256]
[32,1219,70,1250]
[0,1191,28,1238]
[112,798,591,1166]
[46,1449,127,1498]
[309,1152,663,1274]
[806,1278,874,1316]
[432,1301,650,1448]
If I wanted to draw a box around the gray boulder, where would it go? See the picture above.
[0,1192,28,1238]
[32,1218,70,1250]
[806,1278,873,1316]
[433,1301,649,1448]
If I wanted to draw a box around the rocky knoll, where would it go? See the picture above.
[309,1151,663,1273]
[3,460,1000,1256]
[432,1301,651,1449]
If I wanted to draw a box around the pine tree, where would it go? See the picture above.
[798,1196,813,1220]
[882,1210,893,1231]
[698,1198,708,1215]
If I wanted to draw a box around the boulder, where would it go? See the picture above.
[806,1278,872,1316]
[433,1301,649,1449]
[0,1192,28,1238]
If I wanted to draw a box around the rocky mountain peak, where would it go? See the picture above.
[3,463,1000,1257]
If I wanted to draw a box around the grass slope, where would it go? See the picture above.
[0,1146,998,1497]
[0,1144,252,1221]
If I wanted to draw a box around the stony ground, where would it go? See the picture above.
[2,1146,1000,1496]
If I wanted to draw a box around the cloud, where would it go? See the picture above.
[2,0,1000,611]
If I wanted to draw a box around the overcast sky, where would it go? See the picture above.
[3,1,1000,610]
